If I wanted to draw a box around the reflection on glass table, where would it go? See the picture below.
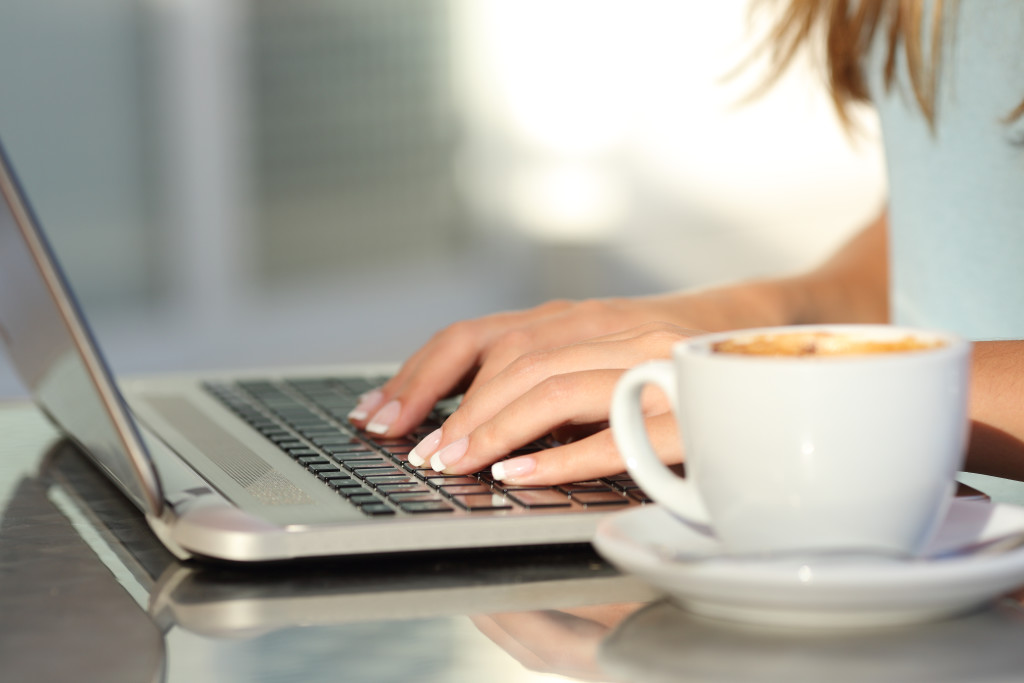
[0,422,654,683]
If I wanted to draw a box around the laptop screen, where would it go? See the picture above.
[0,138,164,516]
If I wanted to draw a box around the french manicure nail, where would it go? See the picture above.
[430,436,469,472]
[491,456,536,482]
[408,428,443,467]
[348,389,384,421]
[366,400,401,435]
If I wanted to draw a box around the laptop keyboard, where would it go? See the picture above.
[203,377,650,518]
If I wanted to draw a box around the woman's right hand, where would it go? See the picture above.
[347,295,698,439]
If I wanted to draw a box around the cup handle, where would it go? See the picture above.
[611,360,710,524]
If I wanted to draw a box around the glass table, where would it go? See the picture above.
[4,402,1024,683]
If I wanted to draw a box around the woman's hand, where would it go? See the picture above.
[343,215,888,484]
[410,322,696,485]
[345,289,788,485]
[348,296,693,437]
[347,282,795,435]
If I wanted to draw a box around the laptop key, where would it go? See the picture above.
[318,471,353,483]
[285,447,320,458]
[326,451,382,462]
[377,483,432,496]
[349,493,384,506]
[627,489,653,503]
[559,482,616,494]
[439,484,492,497]
[398,500,455,514]
[388,490,444,503]
[296,455,330,466]
[570,491,630,507]
[326,479,364,491]
[451,493,513,511]
[349,465,405,479]
[506,489,574,508]
[364,475,418,488]
[312,437,366,448]
[307,462,341,475]
[360,503,396,517]
[424,475,480,487]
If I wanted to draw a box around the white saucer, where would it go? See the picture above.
[592,499,1024,628]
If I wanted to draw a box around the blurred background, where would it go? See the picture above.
[0,0,886,397]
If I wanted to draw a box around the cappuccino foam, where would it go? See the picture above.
[712,331,944,357]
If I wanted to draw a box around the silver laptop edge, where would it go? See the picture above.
[0,138,166,517]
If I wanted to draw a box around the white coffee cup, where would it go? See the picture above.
[610,324,972,558]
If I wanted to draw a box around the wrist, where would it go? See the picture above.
[646,277,808,333]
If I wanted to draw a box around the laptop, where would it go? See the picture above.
[0,136,648,562]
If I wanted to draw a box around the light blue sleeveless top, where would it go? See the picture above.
[869,0,1024,340]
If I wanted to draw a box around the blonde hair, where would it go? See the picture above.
[758,0,1023,126]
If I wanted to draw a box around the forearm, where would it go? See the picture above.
[965,341,1024,482]
[785,209,890,324]
[646,209,890,331]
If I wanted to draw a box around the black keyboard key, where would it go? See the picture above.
[627,489,652,503]
[388,491,445,503]
[326,479,363,491]
[284,447,320,458]
[325,450,381,462]
[439,484,492,497]
[424,475,480,487]
[360,504,396,517]
[379,444,415,455]
[571,491,630,507]
[559,482,616,495]
[312,436,365,448]
[398,500,455,514]
[307,462,341,475]
[506,489,574,508]
[348,465,404,479]
[377,483,432,496]
[348,492,384,505]
[451,493,513,511]
[364,475,419,488]
[318,471,353,483]
[294,425,346,436]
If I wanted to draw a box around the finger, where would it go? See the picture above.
[351,303,578,436]
[491,413,681,486]
[409,327,683,467]
[355,318,487,415]
[439,326,685,452]
[429,370,672,477]
[350,316,518,435]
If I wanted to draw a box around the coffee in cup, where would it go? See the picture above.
[610,324,971,559]
[710,330,944,357]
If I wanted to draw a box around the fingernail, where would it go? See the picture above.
[408,428,443,467]
[366,400,401,435]
[348,389,384,421]
[492,456,536,482]
[430,436,469,472]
